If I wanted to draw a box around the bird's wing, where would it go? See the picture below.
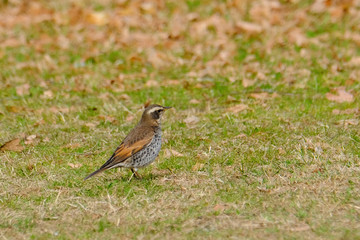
[97,126,155,170]
[84,126,155,180]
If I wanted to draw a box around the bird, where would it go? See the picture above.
[84,104,171,180]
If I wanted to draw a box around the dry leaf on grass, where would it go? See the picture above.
[189,99,200,104]
[213,204,226,212]
[146,80,159,87]
[126,115,135,122]
[49,106,72,113]
[310,0,327,13]
[242,78,256,87]
[227,104,248,113]
[84,122,98,128]
[326,88,354,103]
[68,163,83,168]
[0,138,24,152]
[250,92,269,99]
[278,148,286,155]
[192,162,204,171]
[86,12,108,26]
[235,21,262,35]
[144,100,151,108]
[288,28,308,46]
[62,143,81,149]
[226,96,237,103]
[184,115,199,125]
[40,90,54,99]
[286,223,311,232]
[24,135,37,145]
[6,105,25,113]
[33,120,46,127]
[16,84,30,96]
[165,80,181,86]
[347,57,360,67]
[98,115,118,124]
[119,94,131,101]
[332,108,359,115]
[147,50,166,68]
[164,149,184,158]
[338,119,359,127]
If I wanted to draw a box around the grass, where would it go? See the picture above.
[1,0,360,239]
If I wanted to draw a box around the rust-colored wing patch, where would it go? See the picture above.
[113,138,151,160]
[97,130,154,171]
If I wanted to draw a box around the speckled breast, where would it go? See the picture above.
[132,129,162,168]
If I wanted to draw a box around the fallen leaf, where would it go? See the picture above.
[226,96,237,103]
[16,84,30,96]
[326,88,354,103]
[99,92,111,100]
[228,77,236,83]
[287,223,311,232]
[250,92,269,99]
[33,120,46,127]
[146,80,159,87]
[256,72,266,81]
[49,106,71,113]
[278,148,286,155]
[119,94,131,101]
[332,108,359,115]
[144,100,151,108]
[68,163,82,168]
[242,78,256,87]
[257,187,271,192]
[338,119,359,126]
[189,99,200,104]
[165,80,181,86]
[24,135,37,145]
[164,149,184,158]
[288,28,308,46]
[235,21,262,35]
[184,115,199,125]
[140,2,155,13]
[169,149,184,157]
[192,162,204,171]
[235,133,247,138]
[329,6,344,20]
[147,50,166,68]
[6,106,24,113]
[41,90,54,99]
[62,143,81,149]
[310,0,327,13]
[348,57,360,67]
[227,104,248,113]
[126,114,135,122]
[85,122,98,128]
[86,12,108,26]
[98,115,118,124]
[0,138,24,152]
[169,14,187,38]
[213,204,226,212]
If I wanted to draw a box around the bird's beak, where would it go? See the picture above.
[163,106,172,110]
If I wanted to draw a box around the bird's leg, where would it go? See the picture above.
[131,168,141,179]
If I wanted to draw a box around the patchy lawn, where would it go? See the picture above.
[1,0,360,239]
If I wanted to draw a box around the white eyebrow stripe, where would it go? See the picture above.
[147,107,163,114]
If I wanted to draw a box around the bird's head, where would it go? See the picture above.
[141,104,172,126]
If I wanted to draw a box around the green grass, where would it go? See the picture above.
[1,0,360,239]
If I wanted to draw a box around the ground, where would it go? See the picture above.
[0,0,360,239]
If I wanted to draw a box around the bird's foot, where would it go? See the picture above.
[130,168,142,179]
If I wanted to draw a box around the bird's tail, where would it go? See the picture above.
[84,168,105,180]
